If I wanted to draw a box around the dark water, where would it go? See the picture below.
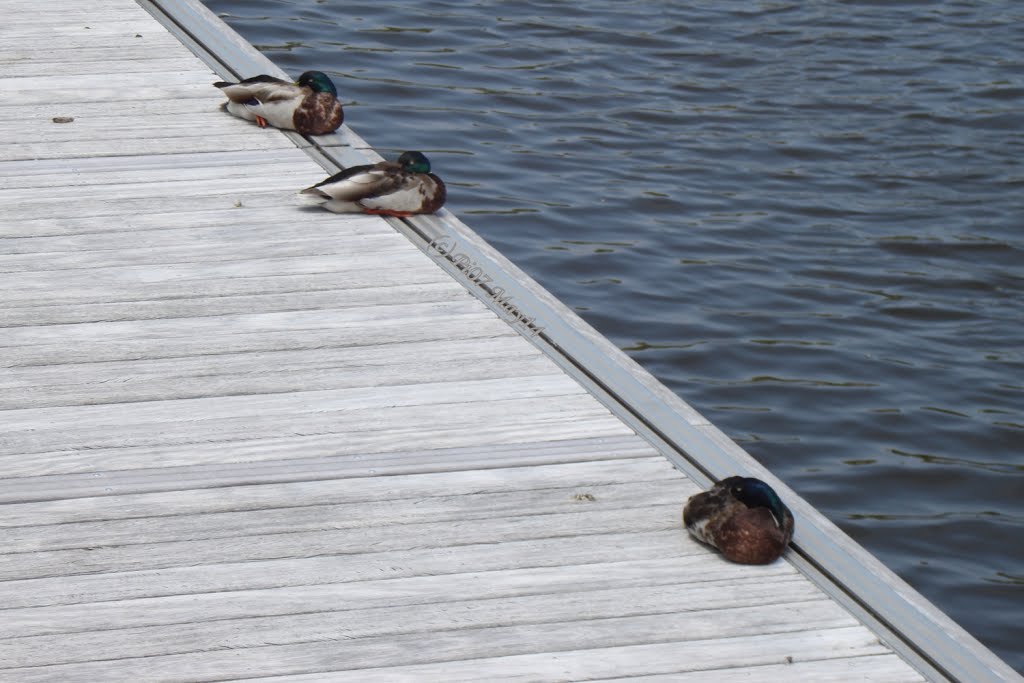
[203,0,1023,671]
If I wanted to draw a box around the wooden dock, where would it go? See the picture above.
[1,0,1018,680]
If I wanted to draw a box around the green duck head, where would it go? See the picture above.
[297,71,338,97]
[723,476,791,530]
[397,151,432,174]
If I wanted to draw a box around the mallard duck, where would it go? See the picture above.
[683,476,794,564]
[213,70,343,136]
[300,151,447,217]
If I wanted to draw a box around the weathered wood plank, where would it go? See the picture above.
[0,155,313,192]
[1,326,528,385]
[0,290,489,337]
[0,394,625,464]
[0,560,794,640]
[3,351,562,410]
[0,265,440,317]
[0,72,217,100]
[0,222,386,258]
[0,326,524,391]
[4,0,155,15]
[0,166,314,201]
[0,87,217,111]
[0,133,302,161]
[0,97,253,126]
[0,528,695,610]
[0,231,419,274]
[0,625,890,682]
[0,191,316,221]
[0,249,441,299]
[3,478,681,553]
[0,501,683,581]
[0,147,314,177]
[604,656,927,683]
[3,57,205,77]
[0,373,587,433]
[246,652,926,683]
[2,116,276,146]
[5,9,150,25]
[0,208,375,246]
[1,288,475,328]
[3,24,201,45]
[2,314,513,367]
[0,447,664,519]
[0,597,851,670]
[0,271,459,313]
[1,32,181,51]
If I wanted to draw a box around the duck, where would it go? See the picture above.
[683,476,794,564]
[300,151,447,217]
[213,70,343,136]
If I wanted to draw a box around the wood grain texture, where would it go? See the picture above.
[4,475,682,551]
[1,598,854,669]
[239,652,927,683]
[0,0,943,680]
[0,557,792,638]
[0,626,895,682]
[0,436,657,505]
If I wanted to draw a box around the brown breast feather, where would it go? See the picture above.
[715,507,787,565]
[293,93,344,136]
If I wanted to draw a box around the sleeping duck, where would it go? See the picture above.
[683,476,794,564]
[213,70,343,136]
[300,151,446,217]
